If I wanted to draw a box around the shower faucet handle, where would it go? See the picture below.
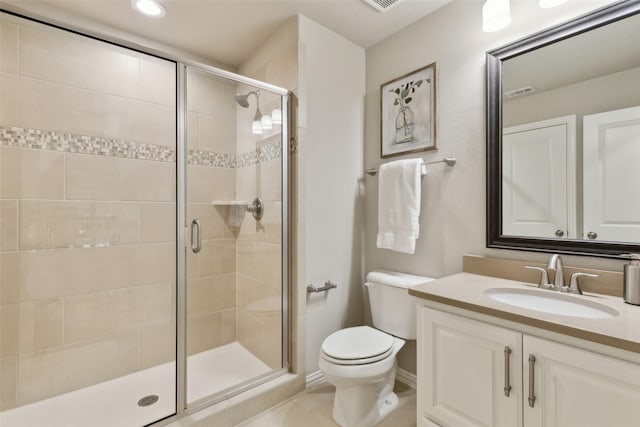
[246,197,264,221]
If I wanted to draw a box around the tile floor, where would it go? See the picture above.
[238,381,417,427]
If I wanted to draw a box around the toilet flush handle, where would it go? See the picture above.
[364,282,374,288]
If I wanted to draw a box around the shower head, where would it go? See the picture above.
[235,89,275,135]
[234,90,259,108]
[234,94,250,108]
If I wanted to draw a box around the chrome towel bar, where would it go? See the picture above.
[307,281,337,293]
[366,156,456,176]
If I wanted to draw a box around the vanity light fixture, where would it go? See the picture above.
[539,0,568,8]
[131,0,166,17]
[483,0,511,32]
[235,90,280,135]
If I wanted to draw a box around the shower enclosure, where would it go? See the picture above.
[0,11,289,427]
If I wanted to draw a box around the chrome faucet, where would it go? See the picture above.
[526,254,601,295]
[547,254,565,290]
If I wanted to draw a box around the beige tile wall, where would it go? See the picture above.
[0,200,18,252]
[234,62,287,370]
[105,95,175,147]
[65,154,176,202]
[233,183,283,369]
[0,16,176,140]
[234,39,296,373]
[186,63,284,372]
[18,200,140,250]
[0,73,106,137]
[235,154,282,368]
[187,68,237,154]
[0,13,178,410]
[185,67,239,361]
[0,11,288,413]
[0,148,65,200]
[0,19,18,74]
[0,244,175,304]
[0,358,18,411]
[187,165,235,202]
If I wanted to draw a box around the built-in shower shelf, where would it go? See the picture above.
[210,202,249,227]
[211,198,264,222]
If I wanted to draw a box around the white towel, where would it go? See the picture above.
[376,158,422,254]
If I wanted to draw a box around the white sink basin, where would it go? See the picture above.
[485,287,619,319]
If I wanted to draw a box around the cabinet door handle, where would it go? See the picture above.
[528,354,536,408]
[504,346,512,397]
[191,219,202,253]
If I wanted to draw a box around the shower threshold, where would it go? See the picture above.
[0,342,271,427]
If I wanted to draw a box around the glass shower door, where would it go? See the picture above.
[0,10,290,427]
[0,12,177,427]
[184,66,286,405]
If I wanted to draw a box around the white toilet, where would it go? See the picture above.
[318,270,433,427]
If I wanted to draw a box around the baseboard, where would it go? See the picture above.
[396,368,417,389]
[305,370,327,389]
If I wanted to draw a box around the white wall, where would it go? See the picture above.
[364,0,624,373]
[299,15,366,375]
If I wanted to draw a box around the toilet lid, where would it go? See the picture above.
[321,326,394,362]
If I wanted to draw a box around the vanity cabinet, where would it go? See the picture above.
[418,307,523,427]
[418,307,640,427]
[523,335,640,427]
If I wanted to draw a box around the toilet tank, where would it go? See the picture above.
[366,270,434,340]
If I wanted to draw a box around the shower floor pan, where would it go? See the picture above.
[1,342,271,427]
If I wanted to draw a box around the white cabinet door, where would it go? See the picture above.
[418,308,523,427]
[523,335,640,427]
[503,116,576,239]
[583,106,640,242]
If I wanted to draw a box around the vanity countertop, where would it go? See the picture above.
[409,272,640,354]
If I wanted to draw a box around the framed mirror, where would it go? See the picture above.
[487,0,640,258]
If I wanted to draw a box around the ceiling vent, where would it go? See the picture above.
[504,86,535,98]
[362,0,406,12]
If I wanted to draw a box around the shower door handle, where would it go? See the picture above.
[191,219,202,253]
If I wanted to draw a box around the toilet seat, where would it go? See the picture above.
[321,326,394,365]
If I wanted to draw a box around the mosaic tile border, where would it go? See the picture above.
[0,125,176,162]
[237,142,282,168]
[0,125,281,168]
[188,149,236,168]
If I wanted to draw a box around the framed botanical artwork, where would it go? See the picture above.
[380,63,437,158]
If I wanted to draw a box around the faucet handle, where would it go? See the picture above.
[525,266,552,289]
[564,272,600,295]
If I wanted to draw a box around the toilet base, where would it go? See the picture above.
[319,334,405,427]
[331,364,399,427]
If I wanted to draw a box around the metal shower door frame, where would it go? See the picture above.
[175,62,291,418]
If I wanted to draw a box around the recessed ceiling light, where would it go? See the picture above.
[131,0,166,18]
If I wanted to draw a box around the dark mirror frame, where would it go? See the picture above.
[486,0,640,259]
